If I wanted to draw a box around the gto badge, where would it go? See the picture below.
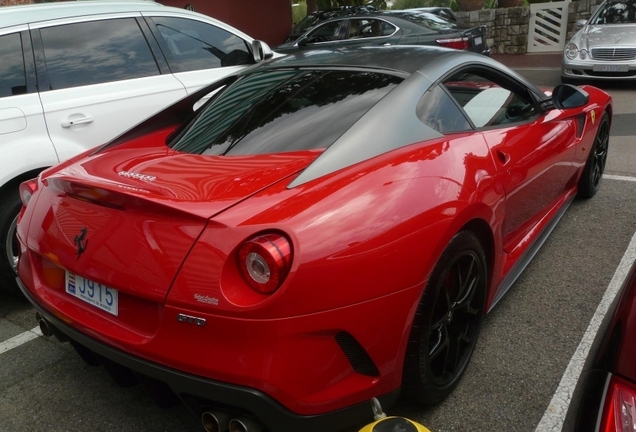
[118,171,156,182]
[176,313,206,326]
[591,110,596,125]
[74,227,89,259]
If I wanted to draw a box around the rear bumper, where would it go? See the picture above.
[18,276,400,432]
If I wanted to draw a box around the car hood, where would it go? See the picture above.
[26,131,320,301]
[580,24,636,48]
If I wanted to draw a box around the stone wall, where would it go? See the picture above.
[1,0,33,5]
[455,0,605,55]
[457,6,530,54]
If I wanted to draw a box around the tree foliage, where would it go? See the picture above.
[392,0,455,9]
[315,0,388,9]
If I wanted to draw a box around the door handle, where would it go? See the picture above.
[61,116,94,128]
[496,150,511,165]
[382,43,391,46]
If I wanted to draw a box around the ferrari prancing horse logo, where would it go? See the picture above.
[591,110,596,125]
[74,227,88,259]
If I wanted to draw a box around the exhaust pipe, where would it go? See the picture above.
[229,417,264,432]
[35,312,53,337]
[35,312,69,342]
[201,410,230,432]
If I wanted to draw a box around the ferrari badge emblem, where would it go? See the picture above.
[591,110,596,125]
[74,227,89,259]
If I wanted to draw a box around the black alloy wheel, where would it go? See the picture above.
[402,231,487,405]
[578,112,610,199]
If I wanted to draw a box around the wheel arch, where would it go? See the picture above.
[459,217,495,294]
[0,167,48,198]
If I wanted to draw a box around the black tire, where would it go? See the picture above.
[0,187,23,296]
[577,112,609,199]
[402,231,487,405]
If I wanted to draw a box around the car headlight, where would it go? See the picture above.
[565,43,579,60]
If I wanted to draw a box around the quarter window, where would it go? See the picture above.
[416,85,471,133]
[0,33,27,98]
[40,19,160,90]
[150,17,251,72]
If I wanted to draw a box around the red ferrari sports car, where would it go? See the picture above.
[16,46,612,432]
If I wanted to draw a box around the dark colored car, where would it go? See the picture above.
[276,11,490,55]
[286,6,460,44]
[563,257,636,432]
[285,5,379,43]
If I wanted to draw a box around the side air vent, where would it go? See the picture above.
[335,332,380,377]
[576,113,586,138]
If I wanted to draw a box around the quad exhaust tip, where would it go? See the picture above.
[202,410,230,432]
[229,417,263,432]
[35,312,53,337]
[201,410,263,432]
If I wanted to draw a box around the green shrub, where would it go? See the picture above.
[292,0,308,24]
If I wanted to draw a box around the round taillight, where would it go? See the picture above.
[238,234,292,294]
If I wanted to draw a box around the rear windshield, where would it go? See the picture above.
[169,69,401,156]
[399,12,457,30]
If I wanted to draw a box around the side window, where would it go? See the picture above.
[0,33,27,97]
[416,84,471,133]
[351,19,395,38]
[307,21,347,43]
[443,70,536,128]
[151,17,251,72]
[40,19,159,90]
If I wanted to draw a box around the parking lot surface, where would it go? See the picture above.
[2,56,635,432]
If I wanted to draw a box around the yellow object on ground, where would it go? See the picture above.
[358,398,432,432]
[358,415,432,432]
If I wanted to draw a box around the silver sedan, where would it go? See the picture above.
[562,0,636,82]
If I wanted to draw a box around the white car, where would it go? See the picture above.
[0,0,273,295]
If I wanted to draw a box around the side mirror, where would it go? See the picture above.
[552,84,589,109]
[575,19,587,30]
[251,40,274,63]
[297,36,309,47]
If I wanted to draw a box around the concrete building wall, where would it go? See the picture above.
[1,0,292,46]
[153,0,292,45]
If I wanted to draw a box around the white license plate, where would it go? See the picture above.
[66,272,118,316]
[474,36,482,45]
[593,64,628,72]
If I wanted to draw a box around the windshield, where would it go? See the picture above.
[170,69,401,156]
[591,0,636,24]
